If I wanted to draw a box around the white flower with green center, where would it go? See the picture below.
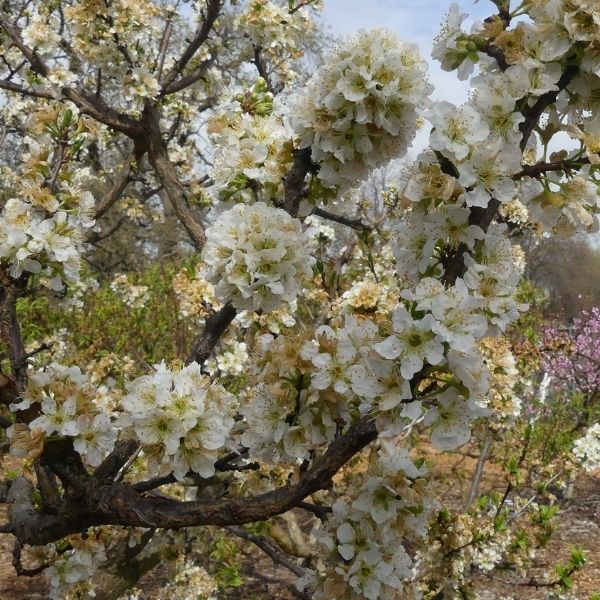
[373,305,445,379]
[428,101,489,161]
[121,363,236,480]
[352,477,403,524]
[424,389,473,450]
[73,413,117,467]
[30,394,79,437]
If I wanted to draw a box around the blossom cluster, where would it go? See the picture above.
[5,0,600,596]
[299,444,432,599]
[162,559,218,600]
[289,29,431,190]
[235,0,321,86]
[208,79,294,204]
[110,273,150,309]
[8,363,117,467]
[431,1,600,234]
[63,0,164,104]
[200,202,314,312]
[0,105,96,288]
[120,362,237,480]
[46,537,107,600]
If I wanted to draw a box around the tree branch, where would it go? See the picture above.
[519,63,580,151]
[311,206,371,231]
[0,10,143,139]
[4,416,377,546]
[0,275,28,395]
[161,56,216,96]
[0,78,54,99]
[160,0,223,94]
[94,439,140,481]
[277,147,314,217]
[187,302,237,364]
[144,105,206,249]
[252,45,283,95]
[515,157,591,179]
[226,526,305,577]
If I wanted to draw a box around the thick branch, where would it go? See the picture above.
[278,147,314,217]
[187,303,237,364]
[5,416,377,546]
[63,87,142,139]
[0,275,28,394]
[144,106,206,249]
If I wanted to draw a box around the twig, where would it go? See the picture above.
[465,432,493,510]
[514,157,590,179]
[226,526,305,577]
[311,206,371,231]
[160,0,223,93]
[297,501,332,521]
[155,21,173,81]
[0,78,54,99]
[132,474,176,492]
[252,45,283,95]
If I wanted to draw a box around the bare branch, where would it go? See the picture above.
[94,439,140,481]
[252,46,284,95]
[296,501,332,521]
[277,147,314,217]
[144,106,206,249]
[515,157,591,179]
[0,275,28,395]
[88,216,126,243]
[161,55,216,96]
[155,21,173,81]
[12,540,48,577]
